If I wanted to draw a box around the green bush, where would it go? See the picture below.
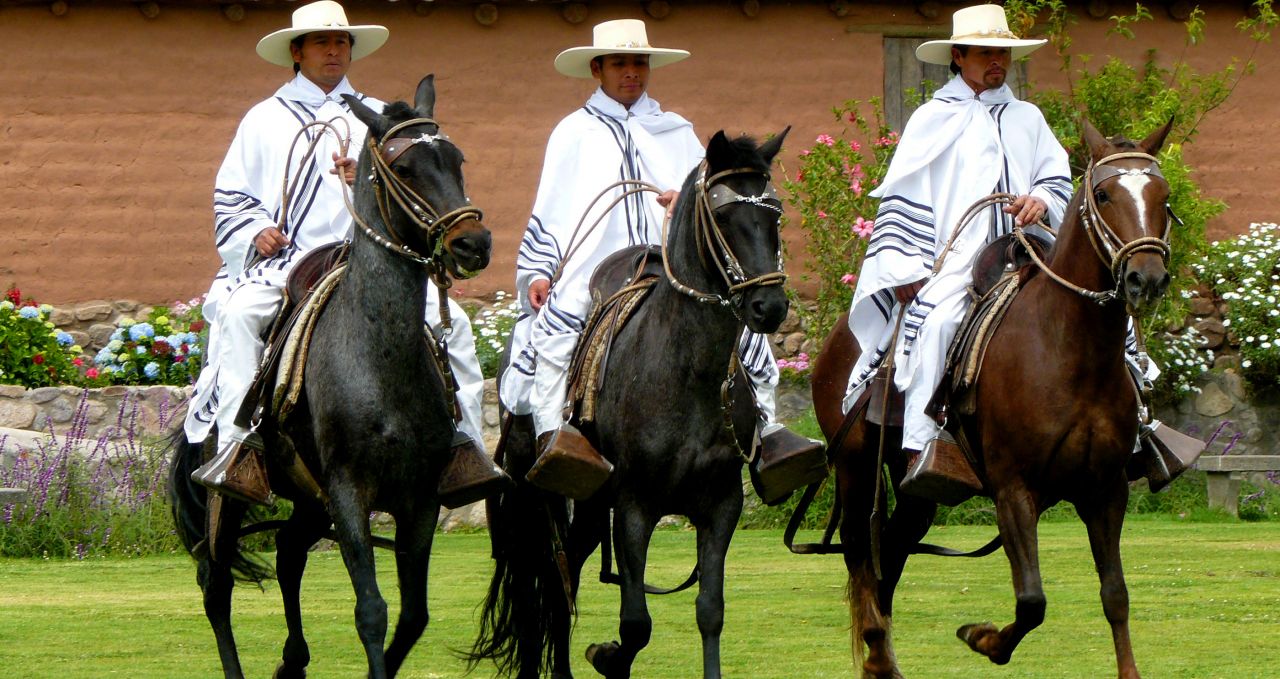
[89,302,207,387]
[778,101,897,344]
[1194,222,1280,390]
[469,291,520,380]
[0,287,83,388]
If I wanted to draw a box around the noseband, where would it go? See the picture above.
[662,162,788,317]
[349,116,484,282]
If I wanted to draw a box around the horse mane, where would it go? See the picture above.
[722,134,772,173]
[381,100,416,122]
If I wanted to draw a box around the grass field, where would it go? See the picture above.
[2,519,1278,678]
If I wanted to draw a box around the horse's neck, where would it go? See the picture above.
[338,228,429,339]
[1035,195,1130,352]
[650,212,742,364]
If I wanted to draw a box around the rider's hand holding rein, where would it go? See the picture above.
[332,151,357,186]
[254,227,290,257]
[529,279,551,311]
[1004,193,1047,227]
[656,189,679,219]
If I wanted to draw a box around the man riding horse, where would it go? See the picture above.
[841,4,1188,501]
[501,19,821,501]
[185,0,496,503]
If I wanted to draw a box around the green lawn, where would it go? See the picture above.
[1,520,1278,678]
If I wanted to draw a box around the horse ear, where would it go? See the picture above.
[1081,119,1110,164]
[343,94,388,139]
[758,126,791,165]
[705,130,732,171]
[1139,117,1174,156]
[415,74,436,118]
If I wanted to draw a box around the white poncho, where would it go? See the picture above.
[842,76,1071,425]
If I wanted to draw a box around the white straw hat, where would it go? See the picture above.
[256,0,389,68]
[554,19,690,79]
[915,4,1046,66]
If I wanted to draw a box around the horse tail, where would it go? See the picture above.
[466,414,570,677]
[166,428,274,585]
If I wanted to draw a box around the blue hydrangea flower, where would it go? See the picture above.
[56,332,74,346]
[94,347,114,365]
[129,323,155,341]
[136,346,147,355]
[0,300,13,311]
[107,339,124,352]
[185,332,200,345]
[110,328,125,342]
[144,362,161,379]
[18,306,41,319]
[188,345,202,356]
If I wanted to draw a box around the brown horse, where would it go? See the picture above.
[810,119,1173,679]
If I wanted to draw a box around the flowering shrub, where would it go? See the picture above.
[470,291,520,379]
[779,100,898,343]
[1195,222,1280,390]
[0,287,83,388]
[777,352,811,387]
[1146,324,1213,402]
[91,298,207,386]
[0,391,181,558]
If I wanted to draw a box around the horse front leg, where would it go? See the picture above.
[1078,480,1141,679]
[550,500,602,679]
[586,504,654,679]
[958,486,1045,666]
[329,484,389,679]
[384,507,438,678]
[273,503,331,679]
[692,489,743,679]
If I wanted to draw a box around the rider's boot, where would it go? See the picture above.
[750,424,827,506]
[526,423,613,500]
[438,430,514,509]
[1130,420,1206,493]
[190,429,273,506]
[899,427,983,506]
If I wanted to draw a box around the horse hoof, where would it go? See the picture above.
[956,622,998,655]
[272,661,305,679]
[585,641,619,674]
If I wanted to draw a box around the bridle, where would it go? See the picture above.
[1002,151,1174,309]
[350,116,485,283]
[661,162,788,318]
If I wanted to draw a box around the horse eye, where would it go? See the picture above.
[393,164,411,178]
[1093,188,1109,204]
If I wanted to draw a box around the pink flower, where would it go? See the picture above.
[72,357,84,367]
[32,354,45,365]
[816,134,836,147]
[817,210,828,219]
[849,140,862,152]
[86,368,99,379]
[852,217,875,239]
[850,178,863,196]
[841,273,858,286]
[799,149,811,157]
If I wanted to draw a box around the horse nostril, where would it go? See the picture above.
[1156,272,1171,296]
[1125,270,1145,294]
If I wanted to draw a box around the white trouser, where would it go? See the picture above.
[202,281,487,453]
[899,286,969,452]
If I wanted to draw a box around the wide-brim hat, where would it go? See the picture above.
[554,19,690,79]
[915,4,1046,65]
[256,0,389,68]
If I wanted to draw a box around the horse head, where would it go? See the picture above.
[1080,118,1174,314]
[690,126,792,333]
[344,74,492,281]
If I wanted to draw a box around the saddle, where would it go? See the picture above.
[565,245,663,423]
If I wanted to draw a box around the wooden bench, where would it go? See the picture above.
[1196,455,1280,517]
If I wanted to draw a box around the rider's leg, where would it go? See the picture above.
[426,288,512,507]
[190,282,283,497]
[741,331,825,504]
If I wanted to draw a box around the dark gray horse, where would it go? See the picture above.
[169,75,491,679]
[470,129,790,679]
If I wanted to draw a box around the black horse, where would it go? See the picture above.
[169,75,492,679]
[470,129,791,679]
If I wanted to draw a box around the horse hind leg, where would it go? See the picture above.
[957,487,1045,666]
[1077,481,1142,679]
[384,508,439,678]
[690,491,744,679]
[200,555,247,679]
[273,502,331,679]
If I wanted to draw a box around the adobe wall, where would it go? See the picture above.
[1,1,1274,306]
